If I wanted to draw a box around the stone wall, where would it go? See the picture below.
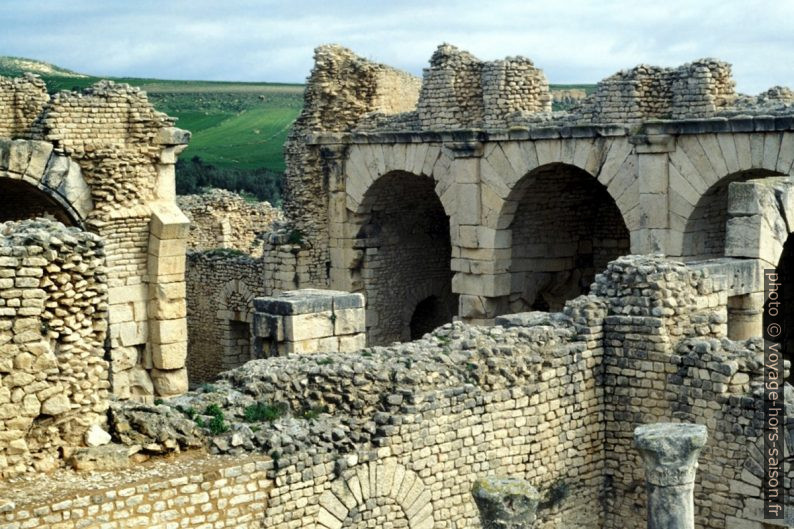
[576,59,736,123]
[0,74,191,401]
[3,255,792,527]
[416,44,552,130]
[185,230,316,384]
[282,44,422,292]
[125,255,791,529]
[0,74,49,138]
[0,219,108,478]
[0,454,272,528]
[185,252,268,384]
[177,190,283,256]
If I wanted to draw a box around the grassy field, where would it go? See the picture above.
[0,58,303,173]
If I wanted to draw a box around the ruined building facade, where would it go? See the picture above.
[0,76,191,399]
[273,45,794,358]
[0,44,792,529]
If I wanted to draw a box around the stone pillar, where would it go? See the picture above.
[727,292,764,340]
[472,476,540,529]
[147,202,191,398]
[253,289,365,355]
[634,423,708,529]
[634,134,674,255]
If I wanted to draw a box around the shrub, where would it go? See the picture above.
[243,402,288,423]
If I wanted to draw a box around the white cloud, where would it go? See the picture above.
[0,0,791,93]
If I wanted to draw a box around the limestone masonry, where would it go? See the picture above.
[1,42,793,529]
[0,75,191,406]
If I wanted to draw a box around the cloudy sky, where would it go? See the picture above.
[1,0,791,94]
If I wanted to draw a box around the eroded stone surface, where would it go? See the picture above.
[473,476,540,529]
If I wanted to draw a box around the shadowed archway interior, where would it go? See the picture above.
[506,163,630,313]
[0,179,77,227]
[357,171,456,345]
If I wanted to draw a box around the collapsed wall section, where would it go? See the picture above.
[416,44,552,130]
[177,189,283,256]
[577,59,736,123]
[0,219,108,478]
[0,74,49,138]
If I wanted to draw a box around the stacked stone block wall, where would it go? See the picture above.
[238,255,787,529]
[177,189,283,256]
[0,455,273,529]
[0,73,191,400]
[0,219,108,478]
[416,44,551,131]
[578,59,736,123]
[0,74,49,138]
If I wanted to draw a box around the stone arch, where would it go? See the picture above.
[317,460,434,529]
[403,282,455,341]
[353,169,456,344]
[681,169,785,260]
[344,143,453,218]
[216,279,256,371]
[499,162,631,312]
[0,140,93,227]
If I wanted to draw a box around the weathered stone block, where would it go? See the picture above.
[334,308,365,335]
[152,341,187,370]
[284,311,334,342]
[151,367,188,397]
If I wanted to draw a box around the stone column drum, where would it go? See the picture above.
[634,423,708,529]
[472,476,540,529]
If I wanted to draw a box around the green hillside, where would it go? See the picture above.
[0,57,303,173]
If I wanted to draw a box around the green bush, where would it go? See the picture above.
[203,403,228,434]
[243,401,288,423]
[175,156,283,205]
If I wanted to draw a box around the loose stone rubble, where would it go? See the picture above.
[178,189,282,256]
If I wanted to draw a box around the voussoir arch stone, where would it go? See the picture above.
[217,278,256,323]
[495,159,636,233]
[316,459,434,529]
[0,138,93,226]
[346,142,450,218]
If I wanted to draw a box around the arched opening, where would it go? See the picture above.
[0,179,78,226]
[409,296,451,340]
[682,169,781,260]
[505,163,630,312]
[357,171,455,344]
[766,234,794,384]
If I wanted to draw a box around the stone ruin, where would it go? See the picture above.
[0,43,792,529]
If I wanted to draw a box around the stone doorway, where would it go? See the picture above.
[356,171,455,344]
